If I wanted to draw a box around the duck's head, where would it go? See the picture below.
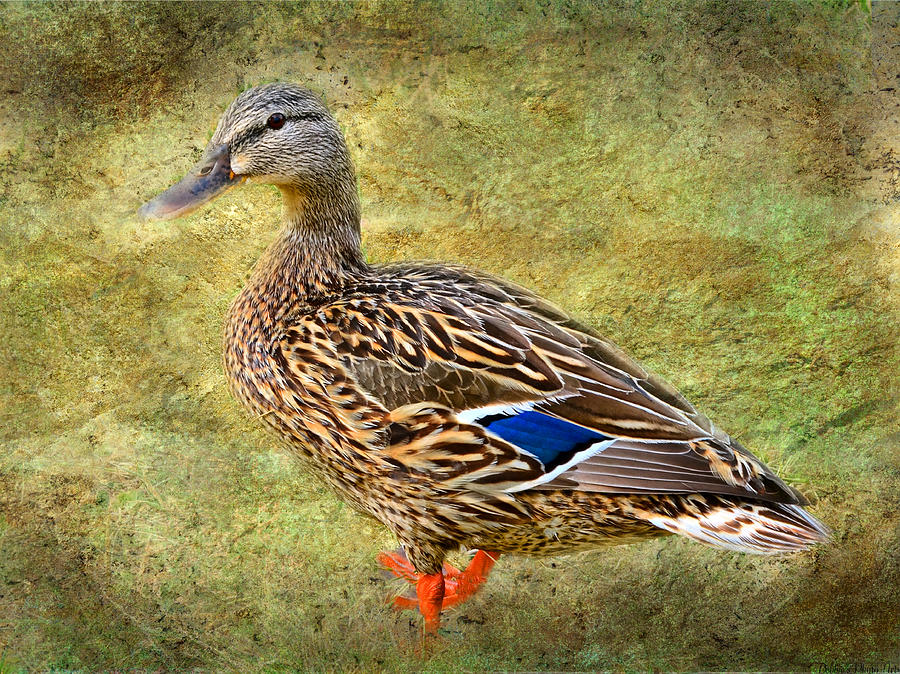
[139,82,357,223]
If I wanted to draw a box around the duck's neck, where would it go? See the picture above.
[248,180,367,303]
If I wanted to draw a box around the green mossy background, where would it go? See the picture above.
[1,0,897,670]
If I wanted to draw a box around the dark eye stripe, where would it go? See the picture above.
[230,112,324,150]
[268,112,322,129]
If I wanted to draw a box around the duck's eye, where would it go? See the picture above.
[266,113,286,130]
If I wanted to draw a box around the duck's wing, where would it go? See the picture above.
[290,263,802,505]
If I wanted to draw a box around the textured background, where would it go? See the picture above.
[1,1,897,670]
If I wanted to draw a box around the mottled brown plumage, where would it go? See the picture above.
[140,82,829,633]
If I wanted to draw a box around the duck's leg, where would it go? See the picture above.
[415,572,445,634]
[440,549,499,608]
[378,549,501,631]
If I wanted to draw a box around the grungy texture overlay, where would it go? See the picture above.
[0,1,897,671]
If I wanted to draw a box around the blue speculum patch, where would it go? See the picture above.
[478,410,611,468]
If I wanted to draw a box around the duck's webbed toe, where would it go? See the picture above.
[378,548,500,633]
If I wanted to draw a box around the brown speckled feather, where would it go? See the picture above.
[300,263,800,502]
[144,83,827,578]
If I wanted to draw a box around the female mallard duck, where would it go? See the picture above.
[140,82,828,633]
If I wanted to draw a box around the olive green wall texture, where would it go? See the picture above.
[0,1,897,670]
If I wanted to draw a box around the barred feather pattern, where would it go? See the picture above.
[224,251,828,573]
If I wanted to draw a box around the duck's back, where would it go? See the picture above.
[282,261,828,554]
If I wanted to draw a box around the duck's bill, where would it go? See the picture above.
[138,144,244,221]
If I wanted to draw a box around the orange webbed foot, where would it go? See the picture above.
[440,549,498,608]
[377,549,500,633]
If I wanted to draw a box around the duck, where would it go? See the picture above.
[139,82,829,634]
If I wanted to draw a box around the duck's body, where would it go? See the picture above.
[141,83,828,633]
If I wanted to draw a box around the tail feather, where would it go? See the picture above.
[647,496,830,554]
